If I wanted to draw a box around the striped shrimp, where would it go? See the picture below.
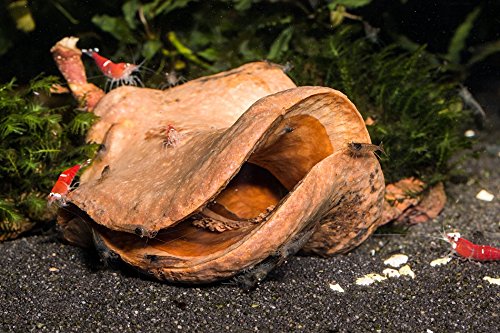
[47,159,91,206]
[82,48,144,90]
[445,232,500,261]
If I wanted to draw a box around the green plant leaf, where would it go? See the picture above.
[392,34,421,52]
[329,5,346,27]
[0,28,13,56]
[328,0,372,9]
[142,0,194,18]
[267,26,294,61]
[167,31,211,69]
[198,48,218,62]
[20,193,47,219]
[0,198,33,241]
[92,15,137,44]
[234,0,253,11]
[0,199,23,223]
[446,7,481,64]
[142,39,163,60]
[29,75,59,94]
[122,0,140,29]
[239,39,264,61]
[468,39,500,66]
[7,0,36,32]
[51,0,79,25]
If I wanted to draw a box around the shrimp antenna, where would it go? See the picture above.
[81,48,99,57]
[378,141,387,156]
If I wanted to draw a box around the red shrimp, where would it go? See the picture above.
[445,232,500,261]
[163,124,182,148]
[48,159,91,205]
[82,48,143,90]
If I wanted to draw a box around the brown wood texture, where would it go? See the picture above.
[57,61,386,283]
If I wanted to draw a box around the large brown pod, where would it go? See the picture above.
[57,62,385,284]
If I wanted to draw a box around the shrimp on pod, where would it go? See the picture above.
[162,124,182,148]
[345,141,386,158]
[160,69,185,90]
[445,232,500,261]
[82,48,144,90]
[47,159,91,206]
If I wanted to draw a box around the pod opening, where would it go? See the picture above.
[144,114,334,257]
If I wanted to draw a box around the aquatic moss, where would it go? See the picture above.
[0,76,98,241]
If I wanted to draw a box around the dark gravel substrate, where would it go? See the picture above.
[1,111,499,333]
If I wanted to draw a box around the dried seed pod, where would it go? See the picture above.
[57,62,385,283]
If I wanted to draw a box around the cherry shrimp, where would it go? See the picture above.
[263,60,293,73]
[160,69,185,90]
[363,21,381,45]
[81,48,144,90]
[47,159,91,206]
[162,124,182,148]
[444,232,500,261]
[371,226,500,262]
[345,141,386,158]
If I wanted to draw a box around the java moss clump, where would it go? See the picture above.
[0,76,97,240]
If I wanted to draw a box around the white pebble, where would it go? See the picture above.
[430,257,451,267]
[476,189,494,202]
[382,268,400,278]
[399,265,415,278]
[464,129,475,137]
[329,282,345,293]
[355,273,387,286]
[483,276,500,285]
[383,254,409,268]
[355,276,375,286]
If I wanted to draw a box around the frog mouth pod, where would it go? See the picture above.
[57,62,385,284]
